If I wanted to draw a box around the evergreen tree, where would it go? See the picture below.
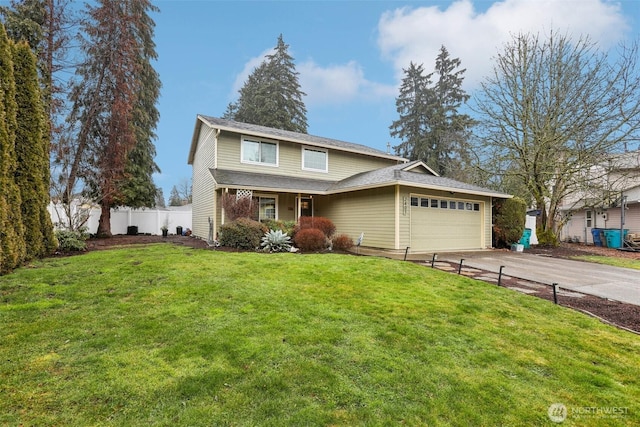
[430,46,475,177]
[389,62,433,162]
[67,0,160,236]
[13,41,55,259]
[390,47,473,177]
[227,34,307,133]
[0,24,25,273]
[168,185,182,206]
[154,187,165,208]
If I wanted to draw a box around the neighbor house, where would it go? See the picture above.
[188,115,510,252]
[560,150,640,245]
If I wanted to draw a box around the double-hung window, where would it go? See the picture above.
[242,137,278,166]
[302,147,328,172]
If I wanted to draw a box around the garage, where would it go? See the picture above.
[410,194,483,251]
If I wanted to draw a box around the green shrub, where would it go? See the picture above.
[54,229,88,252]
[332,234,354,251]
[262,219,296,237]
[261,229,292,253]
[295,216,336,238]
[537,227,559,247]
[294,228,328,252]
[219,218,268,250]
[492,197,526,248]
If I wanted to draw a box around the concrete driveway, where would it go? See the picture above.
[438,252,640,306]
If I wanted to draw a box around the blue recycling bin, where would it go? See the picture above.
[591,228,602,246]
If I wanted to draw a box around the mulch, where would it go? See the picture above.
[69,235,639,334]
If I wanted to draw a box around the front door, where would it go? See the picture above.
[298,197,313,218]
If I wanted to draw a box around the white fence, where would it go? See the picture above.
[48,202,192,236]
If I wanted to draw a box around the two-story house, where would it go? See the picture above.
[560,150,640,245]
[188,115,510,252]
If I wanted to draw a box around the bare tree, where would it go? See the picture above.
[474,30,640,244]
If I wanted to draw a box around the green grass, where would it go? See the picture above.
[571,255,640,270]
[1,244,638,426]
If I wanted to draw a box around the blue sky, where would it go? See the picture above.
[151,1,638,197]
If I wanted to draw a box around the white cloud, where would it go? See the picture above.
[377,0,630,90]
[231,54,396,107]
[229,48,274,97]
[298,60,396,106]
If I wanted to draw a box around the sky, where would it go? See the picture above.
[139,1,637,198]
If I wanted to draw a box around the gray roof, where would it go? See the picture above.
[329,161,510,197]
[198,115,404,160]
[212,161,510,199]
[211,169,335,194]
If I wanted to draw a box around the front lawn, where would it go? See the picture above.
[1,244,638,426]
[571,255,640,270]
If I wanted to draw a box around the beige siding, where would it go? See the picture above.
[563,205,640,244]
[191,125,217,239]
[216,130,398,181]
[400,187,491,251]
[322,187,397,249]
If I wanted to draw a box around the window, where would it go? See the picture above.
[458,201,465,210]
[440,200,448,209]
[449,201,456,209]
[410,196,419,207]
[466,203,473,210]
[473,203,480,211]
[420,198,429,208]
[586,210,593,228]
[242,138,277,166]
[258,196,276,220]
[431,199,439,208]
[302,147,328,172]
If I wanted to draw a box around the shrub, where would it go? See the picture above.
[220,193,258,221]
[332,234,354,251]
[296,216,336,238]
[54,229,88,252]
[262,219,296,237]
[261,229,292,253]
[294,228,328,252]
[537,227,559,247]
[219,218,268,250]
[492,197,526,248]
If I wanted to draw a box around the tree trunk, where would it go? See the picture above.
[96,203,112,238]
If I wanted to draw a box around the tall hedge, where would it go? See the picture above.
[492,197,527,248]
[0,24,25,273]
[13,41,56,259]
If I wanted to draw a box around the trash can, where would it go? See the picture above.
[605,229,629,249]
[600,229,608,247]
[606,229,621,249]
[519,228,532,249]
[127,225,138,236]
[591,228,602,246]
[176,226,183,236]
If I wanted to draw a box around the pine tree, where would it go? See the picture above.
[67,0,160,236]
[168,186,182,206]
[430,46,475,177]
[389,62,433,163]
[390,48,473,177]
[13,41,55,259]
[0,24,25,273]
[227,34,307,133]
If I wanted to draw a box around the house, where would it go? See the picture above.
[560,150,640,245]
[188,115,510,252]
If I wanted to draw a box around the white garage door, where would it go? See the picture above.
[410,195,483,251]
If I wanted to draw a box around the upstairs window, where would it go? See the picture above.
[242,137,278,166]
[302,147,328,172]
